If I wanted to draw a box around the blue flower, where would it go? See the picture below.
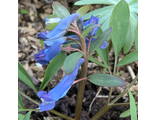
[38,58,85,111]
[35,13,79,65]
[35,39,65,65]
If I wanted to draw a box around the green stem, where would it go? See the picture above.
[109,75,138,105]
[111,102,138,107]
[113,56,118,75]
[49,110,74,120]
[18,89,40,105]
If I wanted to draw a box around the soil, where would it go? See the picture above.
[18,0,138,120]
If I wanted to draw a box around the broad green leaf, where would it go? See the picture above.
[46,23,59,31]
[76,5,91,19]
[84,6,114,20]
[117,50,138,66]
[39,40,44,46]
[18,114,25,120]
[128,90,137,120]
[63,52,84,75]
[81,23,101,38]
[52,2,70,19]
[110,0,130,57]
[75,0,119,5]
[135,22,138,50]
[88,74,126,87]
[23,111,32,120]
[89,27,112,53]
[18,92,24,109]
[88,56,106,68]
[123,16,135,54]
[120,106,138,118]
[129,0,138,14]
[18,62,37,92]
[96,47,109,67]
[63,41,78,48]
[40,52,66,90]
[46,14,57,19]
[19,9,29,14]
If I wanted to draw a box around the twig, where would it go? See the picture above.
[89,87,102,113]
[73,77,87,85]
[127,65,136,79]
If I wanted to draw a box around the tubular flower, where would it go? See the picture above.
[38,58,85,111]
[35,13,79,65]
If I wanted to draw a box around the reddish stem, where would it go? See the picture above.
[73,77,87,85]
[66,38,81,46]
[66,29,81,36]
[87,36,93,55]
[62,47,83,53]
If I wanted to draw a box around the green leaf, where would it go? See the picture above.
[46,23,59,31]
[46,14,58,19]
[39,40,44,46]
[123,16,135,54]
[96,47,109,67]
[135,22,138,50]
[23,111,32,120]
[18,114,25,120]
[117,50,138,66]
[120,106,138,118]
[88,74,126,87]
[63,41,78,48]
[75,0,119,5]
[76,5,91,19]
[88,56,106,68]
[81,23,101,38]
[89,27,112,53]
[18,92,24,109]
[129,0,138,14]
[128,90,137,120]
[52,2,70,19]
[19,9,29,14]
[18,62,37,92]
[63,52,84,75]
[18,108,28,112]
[110,0,130,57]
[40,52,66,90]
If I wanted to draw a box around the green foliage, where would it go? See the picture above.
[96,47,109,67]
[40,52,66,90]
[18,62,37,92]
[88,56,106,68]
[117,50,138,66]
[110,0,130,57]
[46,23,59,31]
[19,9,29,14]
[63,52,84,75]
[135,22,138,50]
[52,2,70,19]
[89,27,112,53]
[23,111,32,120]
[75,0,138,53]
[81,23,101,38]
[120,106,138,118]
[76,5,91,19]
[128,90,137,120]
[18,114,25,120]
[88,74,126,87]
[39,40,44,46]
[18,92,25,109]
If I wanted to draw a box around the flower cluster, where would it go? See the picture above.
[35,13,108,111]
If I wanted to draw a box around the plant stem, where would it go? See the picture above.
[111,102,138,107]
[113,56,118,75]
[18,89,40,105]
[75,37,88,120]
[109,75,138,105]
[62,47,83,53]
[49,110,74,120]
[66,37,81,46]
[87,36,93,54]
[66,29,81,36]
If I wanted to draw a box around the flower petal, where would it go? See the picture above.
[39,100,55,111]
[48,58,85,101]
[100,41,107,49]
